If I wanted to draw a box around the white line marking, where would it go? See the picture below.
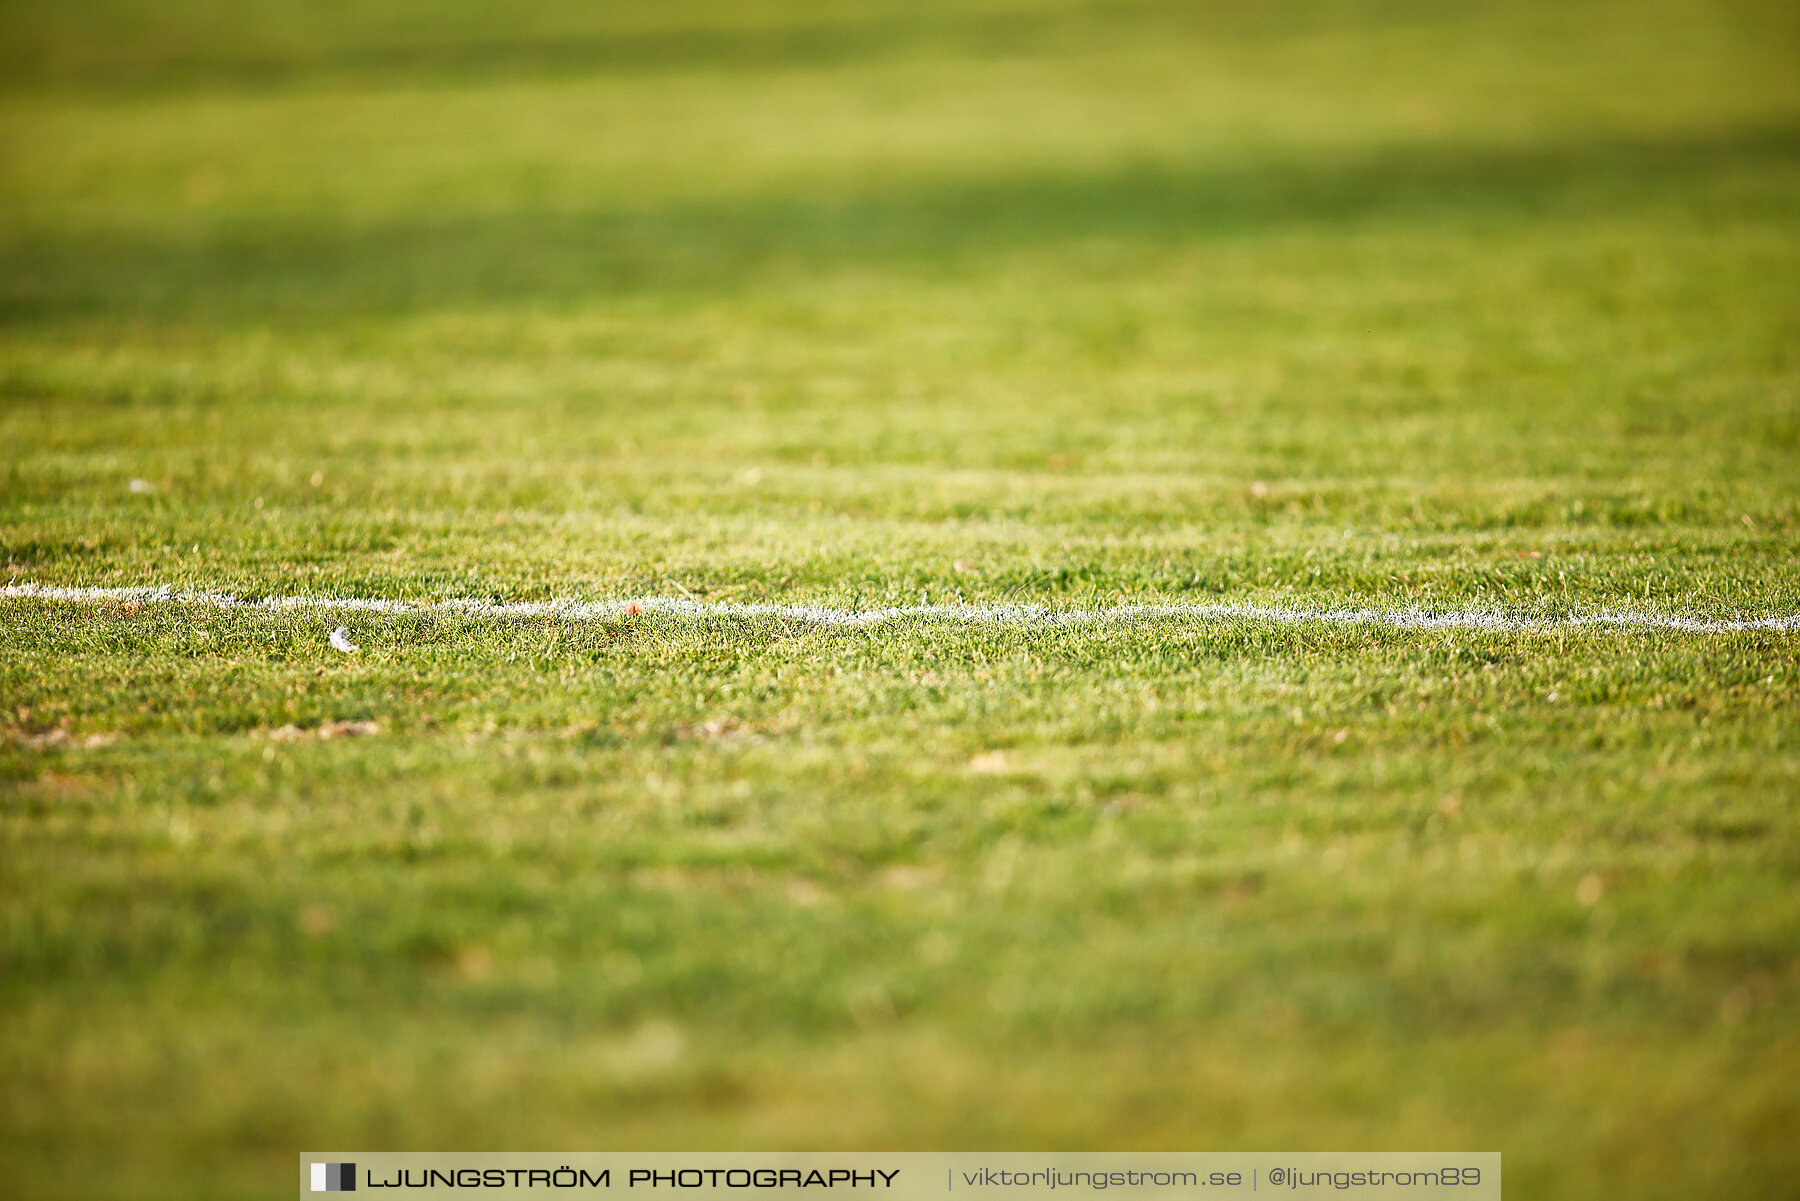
[4,581,1796,634]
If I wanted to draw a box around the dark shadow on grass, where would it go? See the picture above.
[2,123,1797,328]
[0,8,1109,95]
[0,0,1483,96]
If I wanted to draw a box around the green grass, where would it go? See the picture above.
[3,1,1799,1198]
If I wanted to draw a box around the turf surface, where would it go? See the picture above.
[3,2,1799,1198]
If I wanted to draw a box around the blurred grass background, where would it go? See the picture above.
[3,2,1799,1199]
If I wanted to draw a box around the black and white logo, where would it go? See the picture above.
[311,1163,356,1192]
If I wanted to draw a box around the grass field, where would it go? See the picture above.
[4,2,1800,1198]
